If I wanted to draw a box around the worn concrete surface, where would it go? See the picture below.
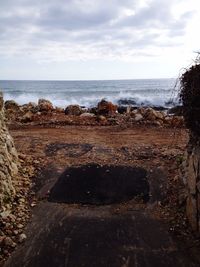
[4,165,198,267]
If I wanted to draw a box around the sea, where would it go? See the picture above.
[0,79,180,109]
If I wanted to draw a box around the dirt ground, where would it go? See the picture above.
[4,124,200,267]
[10,124,187,166]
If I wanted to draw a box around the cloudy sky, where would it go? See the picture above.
[0,0,200,80]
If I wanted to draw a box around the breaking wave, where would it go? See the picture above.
[3,91,178,108]
[0,79,179,108]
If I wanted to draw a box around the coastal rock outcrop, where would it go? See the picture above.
[1,97,185,129]
[38,99,53,112]
[97,99,117,115]
[22,102,38,114]
[65,105,83,116]
[4,100,20,112]
[0,93,19,210]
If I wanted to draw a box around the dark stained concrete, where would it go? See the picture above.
[49,164,149,205]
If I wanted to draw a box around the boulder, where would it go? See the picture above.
[38,99,54,112]
[22,102,38,113]
[117,106,127,114]
[134,113,143,122]
[21,111,34,123]
[4,100,20,112]
[65,105,83,116]
[80,113,96,118]
[55,107,64,113]
[118,106,131,114]
[97,115,107,122]
[171,116,184,127]
[144,108,156,121]
[137,107,146,116]
[144,108,164,121]
[155,111,164,120]
[163,116,172,125]
[88,107,98,115]
[97,99,117,115]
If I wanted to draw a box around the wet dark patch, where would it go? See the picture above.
[48,164,149,205]
[45,143,93,157]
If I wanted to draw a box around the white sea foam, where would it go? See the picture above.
[3,90,178,108]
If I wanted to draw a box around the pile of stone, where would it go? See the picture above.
[4,98,184,128]
[0,93,18,210]
[0,93,35,263]
[129,107,184,127]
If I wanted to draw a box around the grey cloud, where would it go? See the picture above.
[38,6,115,30]
[0,0,195,61]
[115,0,193,31]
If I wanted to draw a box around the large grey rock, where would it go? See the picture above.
[38,99,53,112]
[65,105,83,116]
[4,100,20,112]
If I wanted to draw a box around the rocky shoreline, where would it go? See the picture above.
[4,98,184,128]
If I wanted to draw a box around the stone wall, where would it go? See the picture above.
[184,133,200,232]
[0,92,19,210]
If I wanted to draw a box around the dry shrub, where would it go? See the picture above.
[180,63,200,135]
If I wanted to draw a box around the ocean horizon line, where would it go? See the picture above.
[0,77,176,82]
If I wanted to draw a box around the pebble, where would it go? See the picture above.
[13,230,19,235]
[0,235,5,245]
[3,237,15,247]
[17,223,24,229]
[18,233,27,243]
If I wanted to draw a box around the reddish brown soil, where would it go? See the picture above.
[10,124,187,168]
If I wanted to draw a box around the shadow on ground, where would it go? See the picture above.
[48,164,149,205]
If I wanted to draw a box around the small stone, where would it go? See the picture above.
[18,233,27,243]
[19,198,26,203]
[21,111,34,123]
[0,235,5,245]
[17,224,24,229]
[97,115,107,122]
[13,230,19,235]
[134,114,143,122]
[3,237,15,247]
[0,211,11,220]
[80,113,95,118]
